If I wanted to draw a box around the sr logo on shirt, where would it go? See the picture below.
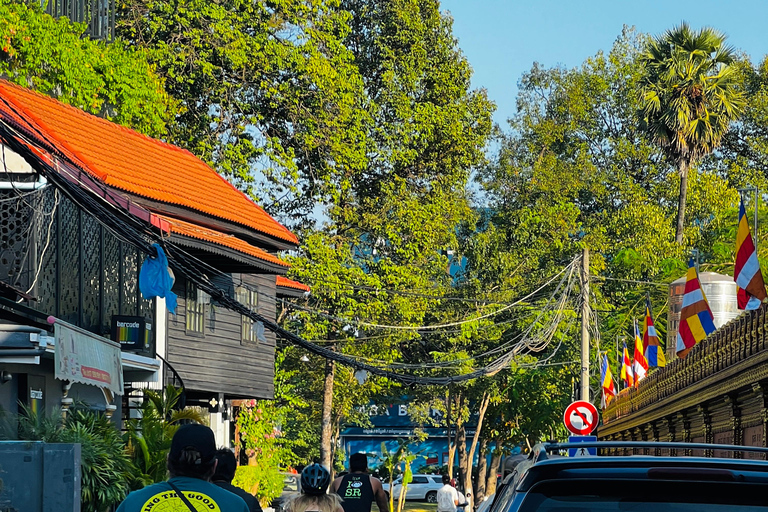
[345,481,363,498]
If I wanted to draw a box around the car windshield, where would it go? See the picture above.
[517,479,768,512]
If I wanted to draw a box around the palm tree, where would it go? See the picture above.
[639,22,744,244]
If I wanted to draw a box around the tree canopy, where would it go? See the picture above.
[0,0,176,137]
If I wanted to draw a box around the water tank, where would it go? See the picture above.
[666,272,740,362]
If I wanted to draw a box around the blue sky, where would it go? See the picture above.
[441,0,768,126]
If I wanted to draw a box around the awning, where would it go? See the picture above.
[53,319,124,395]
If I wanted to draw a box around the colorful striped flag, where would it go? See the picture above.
[620,341,634,388]
[643,298,666,367]
[601,352,616,408]
[676,259,717,359]
[632,320,647,385]
[734,198,766,310]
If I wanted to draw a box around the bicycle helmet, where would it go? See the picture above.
[301,463,331,495]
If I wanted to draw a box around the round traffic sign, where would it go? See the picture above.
[563,400,599,435]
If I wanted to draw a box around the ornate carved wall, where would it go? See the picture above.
[600,304,768,456]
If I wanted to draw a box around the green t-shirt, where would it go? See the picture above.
[116,476,250,512]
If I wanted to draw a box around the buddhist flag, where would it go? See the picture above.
[620,342,634,388]
[632,320,647,385]
[601,352,616,408]
[676,259,717,359]
[643,298,666,367]
[734,198,766,310]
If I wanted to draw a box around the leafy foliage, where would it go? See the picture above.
[123,385,206,487]
[116,0,371,221]
[234,400,285,503]
[5,403,134,512]
[0,0,176,137]
[639,22,745,243]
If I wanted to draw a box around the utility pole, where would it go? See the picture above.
[580,247,590,402]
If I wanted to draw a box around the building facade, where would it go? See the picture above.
[0,79,304,445]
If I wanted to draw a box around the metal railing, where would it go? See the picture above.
[43,0,115,41]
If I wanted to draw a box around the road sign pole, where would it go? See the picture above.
[580,248,590,402]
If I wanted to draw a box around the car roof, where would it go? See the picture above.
[516,455,768,492]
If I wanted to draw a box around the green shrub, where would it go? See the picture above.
[5,403,133,512]
[123,385,206,487]
[235,401,285,504]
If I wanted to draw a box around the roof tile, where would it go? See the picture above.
[276,275,311,292]
[0,80,298,245]
[161,215,289,268]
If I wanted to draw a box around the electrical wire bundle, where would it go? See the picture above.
[0,110,580,386]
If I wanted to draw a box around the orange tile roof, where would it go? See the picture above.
[0,80,298,246]
[276,276,311,292]
[161,215,289,269]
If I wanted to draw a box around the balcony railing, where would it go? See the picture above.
[44,0,115,41]
[603,304,767,424]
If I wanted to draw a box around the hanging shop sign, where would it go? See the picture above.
[111,315,154,356]
[54,319,124,394]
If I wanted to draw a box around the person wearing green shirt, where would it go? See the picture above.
[116,423,249,512]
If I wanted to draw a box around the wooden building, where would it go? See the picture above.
[0,80,304,440]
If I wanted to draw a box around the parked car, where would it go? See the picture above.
[488,441,768,512]
[271,472,301,512]
[383,474,444,502]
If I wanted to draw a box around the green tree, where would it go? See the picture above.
[639,22,745,244]
[0,0,176,137]
[279,0,493,470]
[116,0,371,220]
[124,385,205,487]
[475,26,740,439]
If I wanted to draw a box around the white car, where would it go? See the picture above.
[383,475,444,502]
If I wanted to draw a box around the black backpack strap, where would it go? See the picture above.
[167,480,198,512]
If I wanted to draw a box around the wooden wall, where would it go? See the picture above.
[166,273,276,400]
[600,304,768,455]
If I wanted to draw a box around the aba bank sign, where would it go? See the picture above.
[359,403,445,420]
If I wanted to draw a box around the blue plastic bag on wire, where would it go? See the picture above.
[139,243,178,313]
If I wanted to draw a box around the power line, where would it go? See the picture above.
[259,264,573,332]
[0,115,580,385]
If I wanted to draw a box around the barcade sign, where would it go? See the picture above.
[54,320,124,394]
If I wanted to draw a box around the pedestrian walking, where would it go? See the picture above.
[286,464,344,512]
[330,453,389,512]
[212,448,263,512]
[116,423,249,512]
[436,475,459,512]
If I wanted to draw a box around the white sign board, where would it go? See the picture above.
[55,320,124,394]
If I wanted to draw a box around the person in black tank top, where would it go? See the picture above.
[331,454,389,512]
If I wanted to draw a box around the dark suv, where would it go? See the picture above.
[486,441,768,512]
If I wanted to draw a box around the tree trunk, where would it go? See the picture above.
[675,160,690,244]
[475,437,489,508]
[330,421,341,480]
[464,392,491,502]
[456,422,468,493]
[446,388,456,478]
[484,440,502,497]
[320,357,336,469]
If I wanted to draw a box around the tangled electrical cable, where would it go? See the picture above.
[0,113,581,385]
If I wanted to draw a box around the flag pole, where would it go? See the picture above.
[755,186,759,253]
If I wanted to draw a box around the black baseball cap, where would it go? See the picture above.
[169,423,216,465]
